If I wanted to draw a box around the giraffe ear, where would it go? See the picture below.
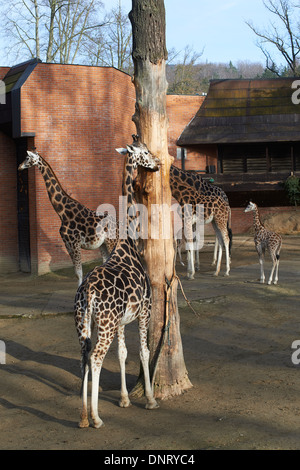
[115,148,127,155]
[126,145,134,153]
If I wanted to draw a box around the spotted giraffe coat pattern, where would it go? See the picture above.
[19,151,118,285]
[170,164,232,278]
[74,141,160,429]
[245,201,282,285]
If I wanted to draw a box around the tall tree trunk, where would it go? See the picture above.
[129,0,192,399]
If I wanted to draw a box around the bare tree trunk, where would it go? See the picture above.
[129,0,192,400]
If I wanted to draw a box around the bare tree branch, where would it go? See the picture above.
[246,0,300,75]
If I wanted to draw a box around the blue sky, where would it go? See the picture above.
[105,0,283,65]
[0,0,284,67]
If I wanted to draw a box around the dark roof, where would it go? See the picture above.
[0,58,41,137]
[177,78,300,145]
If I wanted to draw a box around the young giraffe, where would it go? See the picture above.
[170,164,232,279]
[245,201,282,285]
[74,140,160,429]
[18,151,118,285]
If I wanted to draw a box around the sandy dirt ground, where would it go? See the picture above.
[0,235,299,451]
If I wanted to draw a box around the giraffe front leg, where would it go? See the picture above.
[177,239,185,266]
[259,257,265,283]
[224,241,230,276]
[117,326,131,408]
[212,236,218,266]
[63,236,83,285]
[186,241,195,280]
[214,243,222,276]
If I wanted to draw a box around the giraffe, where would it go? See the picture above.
[18,150,118,285]
[129,134,232,279]
[187,170,231,267]
[245,201,282,285]
[74,139,160,429]
[170,164,232,279]
[174,169,231,270]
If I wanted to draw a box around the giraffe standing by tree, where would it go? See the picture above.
[169,164,232,279]
[74,139,160,428]
[18,150,118,285]
[245,201,282,285]
[171,165,231,272]
[130,134,232,279]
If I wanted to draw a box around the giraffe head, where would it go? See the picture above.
[245,201,257,213]
[18,150,41,170]
[116,138,161,171]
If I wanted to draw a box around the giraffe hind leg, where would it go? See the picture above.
[117,325,131,408]
[268,254,280,285]
[138,315,159,410]
[274,255,280,284]
[90,330,116,429]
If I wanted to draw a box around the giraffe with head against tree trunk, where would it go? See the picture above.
[18,150,118,285]
[74,138,160,429]
[245,201,282,285]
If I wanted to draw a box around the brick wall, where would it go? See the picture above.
[21,64,136,275]
[0,67,10,80]
[0,131,18,272]
[18,66,206,276]
[166,94,205,169]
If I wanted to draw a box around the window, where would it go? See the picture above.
[219,143,295,174]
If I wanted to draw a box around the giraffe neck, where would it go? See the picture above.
[122,152,135,208]
[253,206,264,232]
[37,156,76,217]
[122,152,138,238]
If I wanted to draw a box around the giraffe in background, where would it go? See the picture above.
[245,201,282,285]
[19,151,118,285]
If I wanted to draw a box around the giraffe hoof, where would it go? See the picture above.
[119,397,131,408]
[92,419,104,429]
[146,400,159,410]
[78,418,90,428]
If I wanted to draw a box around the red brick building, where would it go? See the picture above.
[0,59,203,275]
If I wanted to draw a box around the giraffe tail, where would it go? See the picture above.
[79,287,93,397]
[227,208,233,257]
[80,337,92,398]
[227,222,233,256]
